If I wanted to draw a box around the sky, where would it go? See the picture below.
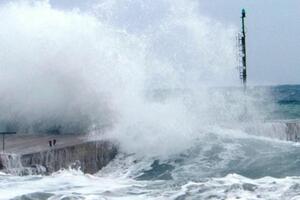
[198,1,300,85]
[2,0,299,85]
[48,0,300,85]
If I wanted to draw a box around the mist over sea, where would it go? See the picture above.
[0,1,300,199]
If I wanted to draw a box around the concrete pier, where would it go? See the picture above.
[0,134,117,175]
[241,120,300,142]
[282,120,300,142]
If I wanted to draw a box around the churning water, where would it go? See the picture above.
[0,1,300,199]
[2,120,300,200]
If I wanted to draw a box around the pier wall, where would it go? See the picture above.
[0,139,117,175]
[242,120,300,142]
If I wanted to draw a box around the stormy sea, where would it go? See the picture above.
[0,1,300,200]
[1,85,300,200]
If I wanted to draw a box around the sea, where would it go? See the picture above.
[1,85,300,200]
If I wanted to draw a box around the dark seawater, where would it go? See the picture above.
[269,85,300,120]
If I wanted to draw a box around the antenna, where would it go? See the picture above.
[238,9,247,91]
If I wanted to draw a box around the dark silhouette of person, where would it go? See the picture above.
[49,140,52,147]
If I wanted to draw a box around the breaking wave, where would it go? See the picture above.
[1,1,300,200]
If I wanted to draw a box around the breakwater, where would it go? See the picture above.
[240,120,300,142]
[0,134,117,175]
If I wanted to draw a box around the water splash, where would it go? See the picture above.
[0,0,270,157]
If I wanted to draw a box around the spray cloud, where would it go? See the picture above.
[0,0,263,156]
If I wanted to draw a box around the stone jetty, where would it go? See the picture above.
[0,134,117,175]
[240,120,300,142]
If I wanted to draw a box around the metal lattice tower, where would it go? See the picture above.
[237,9,247,90]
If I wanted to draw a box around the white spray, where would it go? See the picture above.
[0,0,266,156]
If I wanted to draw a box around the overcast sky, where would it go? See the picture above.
[49,0,300,85]
[3,0,297,85]
[199,1,300,85]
